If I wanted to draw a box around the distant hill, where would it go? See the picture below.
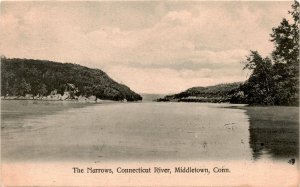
[1,57,142,101]
[140,93,166,102]
[157,82,243,103]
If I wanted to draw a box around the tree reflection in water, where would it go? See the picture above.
[246,107,299,160]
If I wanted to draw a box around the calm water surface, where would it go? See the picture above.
[1,100,298,162]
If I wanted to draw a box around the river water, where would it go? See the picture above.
[1,100,298,162]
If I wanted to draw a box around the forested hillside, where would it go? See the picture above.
[1,57,142,101]
[157,83,242,103]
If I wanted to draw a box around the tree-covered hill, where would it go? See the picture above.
[157,82,242,103]
[1,57,142,101]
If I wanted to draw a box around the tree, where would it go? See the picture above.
[270,0,299,105]
[242,51,274,105]
[240,1,299,106]
[18,78,31,96]
[270,1,299,65]
[37,83,48,96]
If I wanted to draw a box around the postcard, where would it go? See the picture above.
[1,1,299,186]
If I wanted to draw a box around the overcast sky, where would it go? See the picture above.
[0,1,292,94]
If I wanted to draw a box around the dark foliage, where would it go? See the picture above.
[158,83,242,103]
[1,58,142,101]
[240,1,299,106]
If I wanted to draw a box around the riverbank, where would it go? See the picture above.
[1,95,121,103]
[156,97,230,103]
[228,105,299,122]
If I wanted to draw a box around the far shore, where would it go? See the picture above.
[0,96,135,103]
[1,97,118,103]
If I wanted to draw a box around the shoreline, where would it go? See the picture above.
[1,98,117,103]
[225,105,299,110]
[2,97,298,107]
[157,100,299,108]
[0,97,137,103]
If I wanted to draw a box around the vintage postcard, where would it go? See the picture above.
[0,0,299,186]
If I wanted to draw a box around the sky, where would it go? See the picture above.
[0,1,293,94]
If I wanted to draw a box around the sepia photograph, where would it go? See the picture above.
[0,0,299,186]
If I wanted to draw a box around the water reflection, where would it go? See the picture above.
[246,107,299,160]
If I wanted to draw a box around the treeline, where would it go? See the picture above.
[157,83,242,103]
[235,1,299,106]
[1,58,142,101]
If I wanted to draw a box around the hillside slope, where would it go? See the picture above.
[157,82,242,103]
[1,58,142,101]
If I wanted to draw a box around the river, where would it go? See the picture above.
[1,100,298,162]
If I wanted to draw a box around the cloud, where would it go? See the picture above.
[0,1,292,93]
